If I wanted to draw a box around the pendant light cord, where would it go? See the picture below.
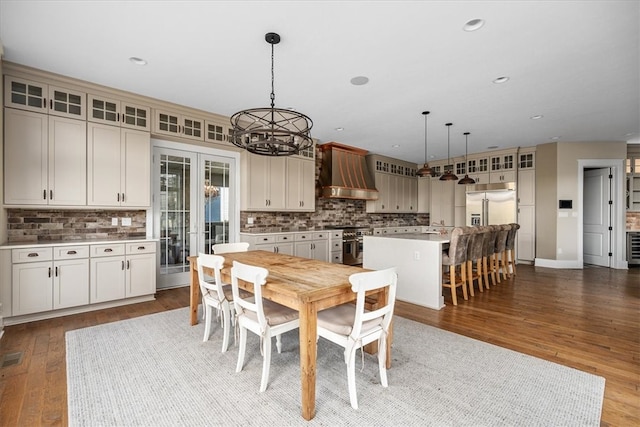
[270,41,275,109]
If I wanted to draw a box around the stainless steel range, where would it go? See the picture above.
[326,226,373,266]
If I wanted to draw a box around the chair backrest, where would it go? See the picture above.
[496,224,510,252]
[481,225,496,257]
[213,242,250,254]
[505,223,520,250]
[348,267,397,339]
[230,260,269,326]
[446,227,470,265]
[467,226,484,261]
[197,253,226,301]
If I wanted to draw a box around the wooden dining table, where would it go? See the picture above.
[188,250,392,421]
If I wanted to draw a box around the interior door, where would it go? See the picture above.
[583,168,611,267]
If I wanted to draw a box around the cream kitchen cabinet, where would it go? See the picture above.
[89,242,156,304]
[286,157,316,211]
[205,120,233,144]
[241,154,286,210]
[294,232,329,262]
[489,151,516,183]
[329,230,343,264]
[87,123,151,207]
[87,94,150,131]
[240,233,294,255]
[417,176,431,213]
[4,108,87,206]
[429,178,455,226]
[366,155,418,213]
[11,246,90,316]
[153,109,204,141]
[4,75,86,119]
[467,155,489,184]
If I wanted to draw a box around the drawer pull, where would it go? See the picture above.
[137,246,145,250]
[67,250,77,255]
[104,248,113,253]
[27,253,39,257]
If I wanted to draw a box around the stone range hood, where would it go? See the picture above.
[318,142,379,200]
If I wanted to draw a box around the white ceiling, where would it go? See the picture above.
[1,1,638,163]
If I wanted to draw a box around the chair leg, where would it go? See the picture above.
[476,259,484,292]
[346,344,359,410]
[276,334,282,353]
[482,256,490,289]
[466,260,475,297]
[449,265,458,306]
[492,253,500,284]
[236,326,247,373]
[260,335,272,392]
[378,334,388,388]
[203,304,212,342]
[501,251,510,280]
[221,305,231,353]
[510,249,517,275]
[460,263,468,301]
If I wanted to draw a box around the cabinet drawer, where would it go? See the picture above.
[294,233,312,241]
[90,244,125,257]
[275,234,293,243]
[330,231,343,239]
[331,241,342,250]
[312,232,328,240]
[126,242,156,254]
[12,247,53,263]
[253,235,276,244]
[54,245,89,260]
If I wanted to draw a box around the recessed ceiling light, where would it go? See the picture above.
[487,145,499,149]
[550,136,561,140]
[625,133,634,137]
[530,115,543,120]
[463,19,485,32]
[392,144,400,148]
[350,76,369,86]
[335,127,344,132]
[493,76,510,84]
[129,57,147,66]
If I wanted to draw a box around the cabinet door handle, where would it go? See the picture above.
[50,190,53,200]
[122,260,125,270]
[48,267,52,278]
[43,189,47,200]
[55,266,58,277]
[127,260,130,269]
[104,248,113,252]
[27,252,39,257]
[121,193,125,202]
[67,250,77,255]
[117,193,120,202]
[138,246,145,250]
[49,99,53,110]
[117,113,121,123]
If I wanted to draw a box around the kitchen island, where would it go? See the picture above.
[363,233,450,310]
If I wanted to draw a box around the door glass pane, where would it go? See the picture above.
[203,159,230,253]
[159,154,191,275]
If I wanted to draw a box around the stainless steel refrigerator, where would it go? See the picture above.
[466,182,517,226]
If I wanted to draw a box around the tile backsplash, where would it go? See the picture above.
[7,209,147,242]
[627,211,640,230]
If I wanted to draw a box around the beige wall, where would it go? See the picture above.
[535,143,557,259]
[537,141,627,262]
[0,45,5,244]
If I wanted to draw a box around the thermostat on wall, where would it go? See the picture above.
[559,200,572,209]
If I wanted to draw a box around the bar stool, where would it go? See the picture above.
[442,227,471,306]
[485,225,501,286]
[464,226,485,295]
[478,226,493,289]
[495,224,510,281]
[505,223,520,276]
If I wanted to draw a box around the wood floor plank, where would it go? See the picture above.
[0,267,637,426]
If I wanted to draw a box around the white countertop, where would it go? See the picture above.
[365,233,450,243]
[0,237,158,250]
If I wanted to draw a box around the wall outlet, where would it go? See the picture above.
[248,217,254,225]
[121,217,132,226]
[414,251,420,260]
[112,218,118,226]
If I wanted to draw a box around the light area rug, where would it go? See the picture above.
[66,308,604,426]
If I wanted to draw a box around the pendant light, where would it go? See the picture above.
[458,132,476,185]
[230,32,314,156]
[439,123,458,181]
[416,111,435,177]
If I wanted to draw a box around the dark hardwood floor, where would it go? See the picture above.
[0,264,638,426]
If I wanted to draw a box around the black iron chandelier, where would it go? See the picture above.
[230,32,314,156]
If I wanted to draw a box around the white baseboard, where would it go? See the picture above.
[534,258,583,269]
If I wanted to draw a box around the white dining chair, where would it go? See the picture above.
[230,260,300,392]
[212,242,250,254]
[196,253,234,352]
[316,267,397,409]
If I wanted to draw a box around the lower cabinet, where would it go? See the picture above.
[12,246,90,316]
[294,232,329,262]
[90,242,156,303]
[6,240,156,319]
[240,232,329,260]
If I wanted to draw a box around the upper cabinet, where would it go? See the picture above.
[87,123,151,208]
[241,150,317,212]
[153,109,205,141]
[87,94,150,131]
[4,108,87,206]
[489,150,516,183]
[366,155,418,213]
[4,75,86,120]
[627,147,640,211]
[467,154,489,184]
[205,120,233,144]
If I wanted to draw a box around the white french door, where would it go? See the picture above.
[153,142,238,289]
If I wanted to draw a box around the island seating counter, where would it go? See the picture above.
[363,233,450,310]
